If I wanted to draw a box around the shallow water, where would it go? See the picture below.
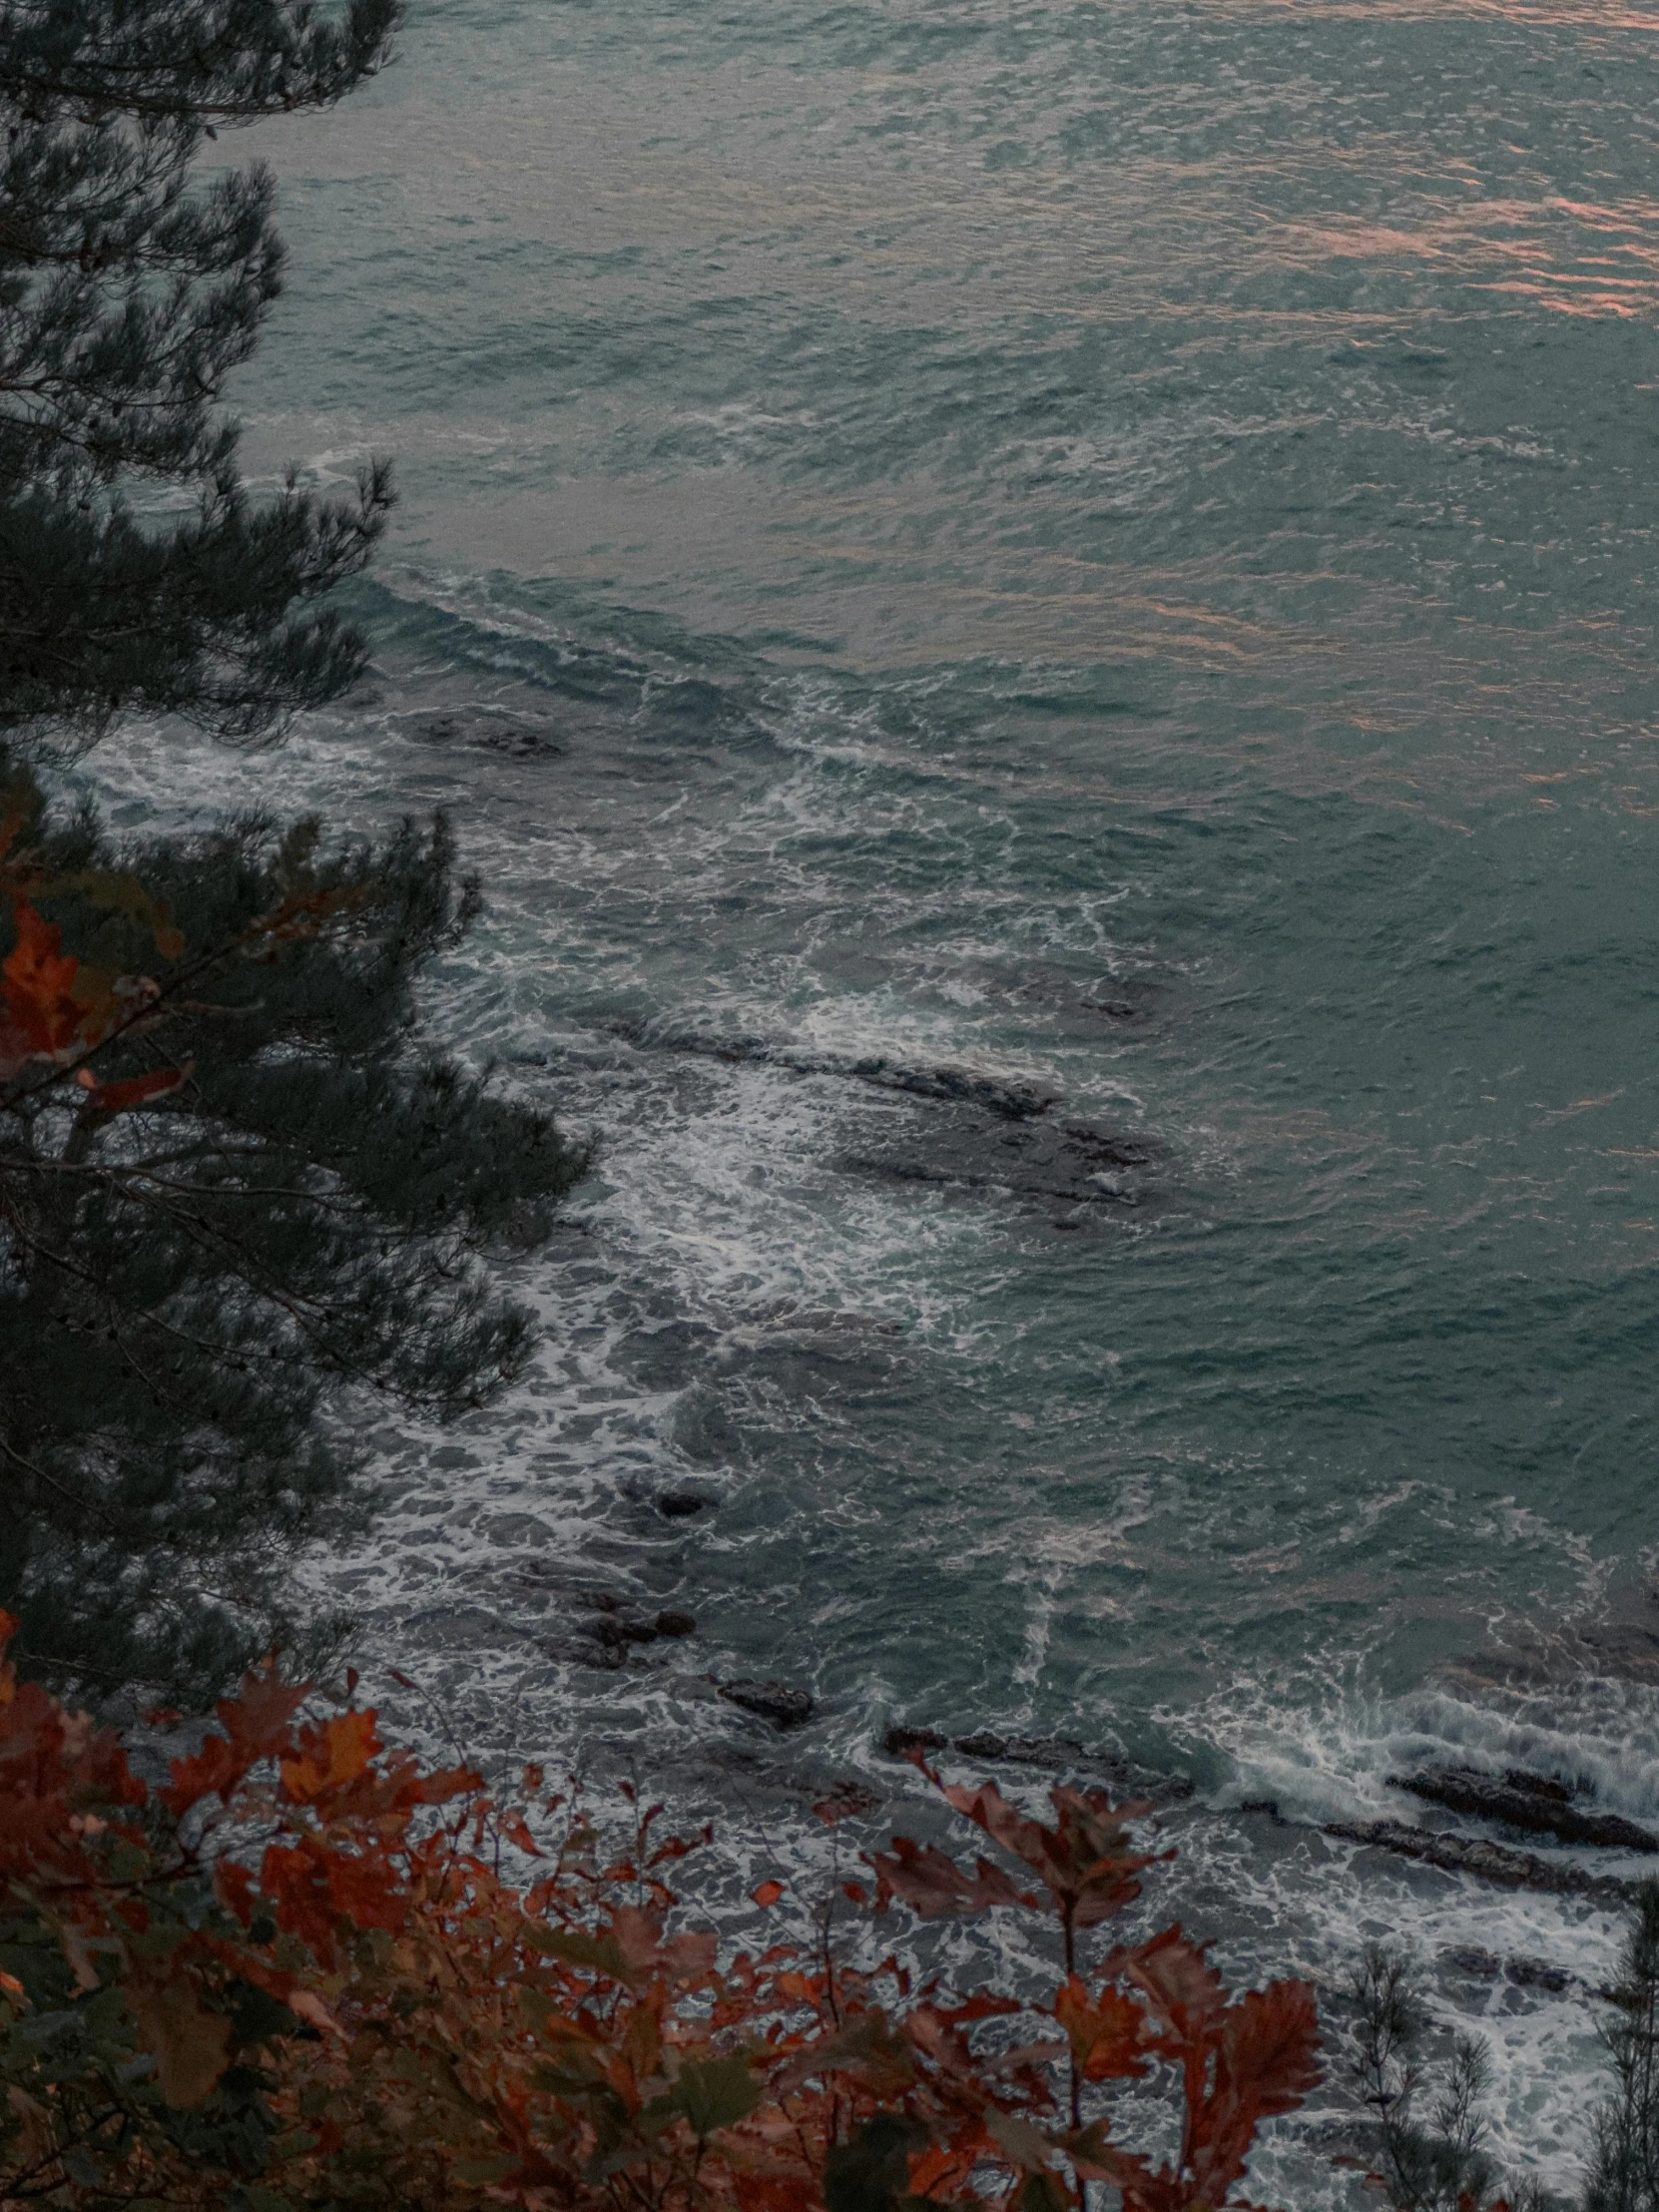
[94,0,1659,2196]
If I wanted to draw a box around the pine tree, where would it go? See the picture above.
[0,4,590,1695]
[0,0,400,742]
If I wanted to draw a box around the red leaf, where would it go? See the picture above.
[865,1835,1038,1920]
[1127,1926,1228,2041]
[932,1775,1157,1929]
[3,900,85,1057]
[162,1666,306,1816]
[934,1776,1057,1878]
[217,1861,258,1925]
[76,1059,192,1115]
[1187,1979,1323,2205]
[279,1710,379,1806]
[1219,1979,1323,2123]
[498,1808,542,1858]
[1055,1974,1148,2082]
[751,1880,786,1908]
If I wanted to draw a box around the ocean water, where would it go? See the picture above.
[93,0,1659,2197]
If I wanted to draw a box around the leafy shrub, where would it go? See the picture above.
[0,1620,1323,2209]
[1347,1942,1543,2212]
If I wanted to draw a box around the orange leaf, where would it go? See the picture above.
[279,1709,378,1805]
[3,901,85,1058]
[751,1880,786,1908]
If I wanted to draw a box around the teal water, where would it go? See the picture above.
[105,0,1659,2192]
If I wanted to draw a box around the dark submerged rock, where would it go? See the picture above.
[1446,1946,1502,1980]
[718,1679,814,1730]
[655,1610,698,1637]
[955,1730,1082,1768]
[658,1490,711,1517]
[812,1779,881,1822]
[591,1615,660,1647]
[845,1057,1058,1122]
[1507,1955,1572,1993]
[617,1022,1151,1219]
[1394,1765,1659,1852]
[416,712,564,760]
[1505,1768,1574,1806]
[542,1635,627,1671]
[1442,1947,1572,1995]
[884,1725,1191,1806]
[1326,1818,1632,1904]
[884,1726,947,1758]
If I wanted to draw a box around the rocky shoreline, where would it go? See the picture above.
[543,1572,1654,1917]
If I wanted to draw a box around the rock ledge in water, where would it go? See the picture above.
[883,1725,1192,1806]
[1327,1818,1632,1904]
[884,1726,947,1757]
[718,1679,814,1730]
[1393,1766,1659,1852]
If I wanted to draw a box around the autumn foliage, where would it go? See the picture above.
[0,1618,1322,2210]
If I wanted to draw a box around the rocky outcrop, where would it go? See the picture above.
[544,1591,701,1667]
[1326,1818,1631,1905]
[620,1026,1063,1124]
[609,1023,1152,1220]
[882,1725,1192,1806]
[1393,1766,1659,1852]
[843,1058,1057,1122]
[578,1593,698,1647]
[414,712,565,760]
[718,1679,814,1730]
[1444,1946,1575,1994]
[884,1726,947,1757]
